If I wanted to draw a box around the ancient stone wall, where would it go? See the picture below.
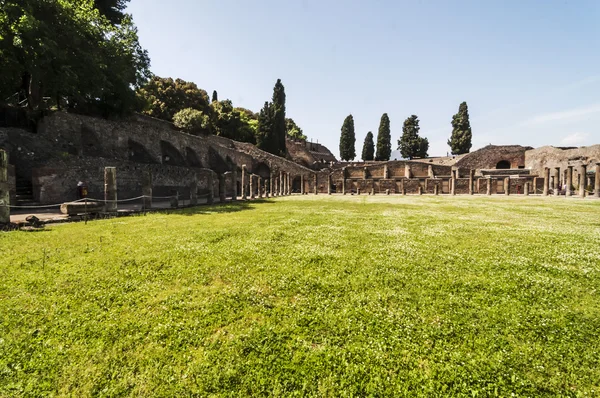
[525,145,600,177]
[456,145,531,171]
[7,164,15,205]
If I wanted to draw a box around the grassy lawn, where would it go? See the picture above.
[1,195,599,397]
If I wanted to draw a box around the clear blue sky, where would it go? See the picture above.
[127,0,599,159]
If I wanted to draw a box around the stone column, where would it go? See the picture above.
[554,167,560,196]
[418,186,423,195]
[384,165,389,179]
[300,174,305,195]
[543,168,550,196]
[327,174,332,195]
[595,164,600,198]
[342,167,347,195]
[219,174,226,202]
[566,166,573,197]
[0,150,9,223]
[476,178,481,194]
[452,167,459,179]
[486,177,492,195]
[232,166,238,201]
[190,175,198,205]
[428,165,434,179]
[279,171,284,196]
[579,165,587,197]
[104,167,117,213]
[249,173,255,199]
[270,172,274,197]
[241,165,247,200]
[287,173,291,195]
[258,177,263,198]
[207,172,214,204]
[363,166,368,180]
[142,170,152,210]
[314,174,318,195]
[504,177,510,196]
[469,169,475,195]
[405,164,411,178]
[533,177,538,194]
[524,182,529,196]
[434,184,439,195]
[450,178,456,196]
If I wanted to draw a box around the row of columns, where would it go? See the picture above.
[542,165,596,197]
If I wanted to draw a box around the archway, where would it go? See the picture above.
[496,160,511,169]
[160,140,186,166]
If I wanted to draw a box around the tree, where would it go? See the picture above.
[173,108,211,135]
[210,100,256,143]
[448,101,472,155]
[271,79,287,156]
[136,77,210,121]
[375,113,391,161]
[93,0,129,25]
[398,115,428,159]
[212,90,218,103]
[256,102,276,153]
[286,118,306,140]
[362,131,375,161]
[339,114,356,161]
[0,0,150,114]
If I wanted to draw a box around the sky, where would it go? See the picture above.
[127,0,600,159]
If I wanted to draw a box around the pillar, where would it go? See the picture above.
[142,170,152,210]
[327,174,332,195]
[418,186,423,195]
[287,173,291,195]
[270,172,275,197]
[232,166,238,201]
[219,174,226,202]
[428,165,434,179]
[595,164,600,198]
[342,167,347,195]
[504,177,510,196]
[566,166,573,197]
[0,150,9,223]
[554,167,560,196]
[104,167,117,212]
[384,165,389,179]
[450,178,456,196]
[434,183,439,195]
[279,171,284,196]
[314,174,318,195]
[469,170,475,195]
[543,168,550,196]
[300,175,305,195]
[258,177,263,198]
[533,177,538,195]
[363,167,368,180]
[190,175,198,206]
[249,173,254,199]
[579,165,587,197]
[524,181,529,196]
[357,188,361,195]
[241,165,247,200]
[207,172,214,204]
[405,164,411,178]
[486,177,492,196]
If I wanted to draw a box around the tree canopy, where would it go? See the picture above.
[362,131,375,161]
[448,101,472,155]
[271,79,287,156]
[0,0,150,115]
[339,115,356,161]
[286,118,306,140]
[375,113,391,161]
[398,115,428,159]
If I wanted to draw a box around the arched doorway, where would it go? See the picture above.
[496,160,511,169]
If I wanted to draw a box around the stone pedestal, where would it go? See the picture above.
[0,150,9,223]
[554,167,560,196]
[219,174,226,202]
[595,164,600,198]
[579,165,587,197]
[104,167,117,212]
[241,165,247,200]
[566,166,573,197]
[142,171,152,210]
[543,168,550,196]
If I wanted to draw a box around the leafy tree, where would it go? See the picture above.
[93,0,129,25]
[136,77,210,121]
[339,114,356,161]
[448,101,472,154]
[362,131,375,161]
[256,102,275,153]
[398,115,428,159]
[271,79,287,156]
[173,108,211,135]
[210,100,256,143]
[375,113,391,161]
[0,0,150,114]
[286,118,306,140]
[212,90,218,103]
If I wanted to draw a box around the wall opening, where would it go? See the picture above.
[128,139,158,164]
[160,140,186,166]
[496,160,511,169]
[208,147,230,173]
[81,123,101,157]
[185,147,202,167]
[254,162,271,179]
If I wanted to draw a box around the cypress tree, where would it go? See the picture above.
[271,79,287,156]
[212,90,218,103]
[375,113,391,161]
[339,114,356,161]
[448,101,472,155]
[256,102,276,154]
[398,115,428,159]
[362,131,374,161]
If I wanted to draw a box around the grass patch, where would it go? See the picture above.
[1,196,599,396]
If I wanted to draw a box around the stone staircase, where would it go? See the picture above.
[15,176,38,207]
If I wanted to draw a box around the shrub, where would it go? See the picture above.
[173,108,211,135]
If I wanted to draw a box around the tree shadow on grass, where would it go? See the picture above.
[167,199,276,216]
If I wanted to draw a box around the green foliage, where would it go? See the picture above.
[256,101,275,153]
[375,113,391,161]
[398,115,428,159]
[210,100,256,143]
[0,0,150,115]
[339,114,356,161]
[136,76,210,122]
[211,90,218,103]
[286,118,306,140]
[93,0,129,25]
[362,131,375,161]
[448,101,473,155]
[270,79,287,156]
[1,197,600,396]
[172,108,210,135]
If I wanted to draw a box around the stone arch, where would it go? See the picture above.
[253,162,271,179]
[292,176,302,193]
[185,147,202,167]
[81,123,102,156]
[128,139,158,164]
[208,146,229,173]
[160,140,186,166]
[496,160,511,169]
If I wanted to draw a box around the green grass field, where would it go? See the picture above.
[1,196,599,397]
